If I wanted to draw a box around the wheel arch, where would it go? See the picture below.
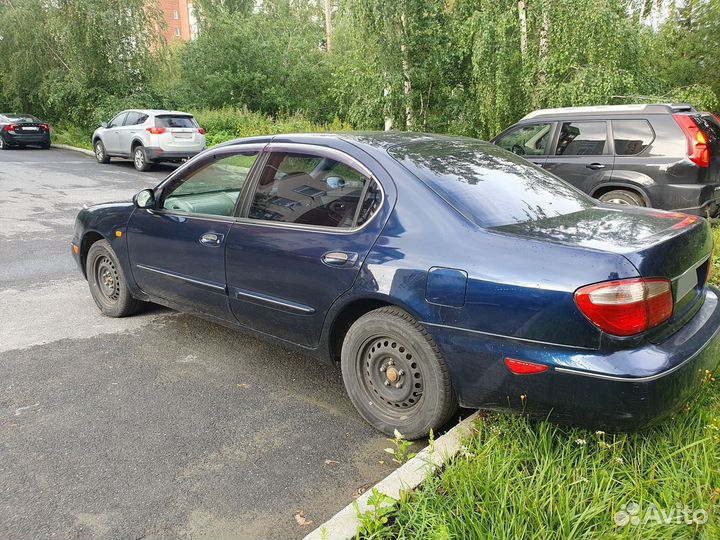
[323,294,424,365]
[131,138,145,151]
[591,182,652,206]
[79,230,105,277]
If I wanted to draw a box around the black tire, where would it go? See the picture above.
[341,306,458,439]
[94,139,110,163]
[0,136,7,150]
[41,141,51,149]
[598,189,646,207]
[86,240,143,317]
[133,145,152,172]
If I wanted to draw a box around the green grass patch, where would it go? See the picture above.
[361,378,720,540]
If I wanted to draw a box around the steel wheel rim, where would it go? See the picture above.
[604,196,631,205]
[134,149,144,169]
[95,143,104,160]
[95,256,120,303]
[357,336,424,415]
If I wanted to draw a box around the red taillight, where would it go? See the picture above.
[674,114,711,168]
[2,123,20,132]
[40,123,49,133]
[575,278,673,336]
[197,127,206,135]
[147,127,167,135]
[504,358,549,375]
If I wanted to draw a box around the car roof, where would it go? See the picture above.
[219,131,477,152]
[521,103,696,121]
[121,109,194,116]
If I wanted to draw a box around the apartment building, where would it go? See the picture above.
[157,0,198,42]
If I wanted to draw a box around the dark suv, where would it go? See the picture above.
[493,104,720,215]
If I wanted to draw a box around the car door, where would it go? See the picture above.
[118,111,146,154]
[544,120,614,194]
[126,145,264,321]
[493,121,555,168]
[225,144,387,347]
[103,112,128,154]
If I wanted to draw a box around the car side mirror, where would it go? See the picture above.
[101,121,109,129]
[133,189,155,209]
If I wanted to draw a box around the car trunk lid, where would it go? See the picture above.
[493,206,714,330]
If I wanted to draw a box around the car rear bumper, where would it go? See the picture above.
[653,183,720,216]
[427,286,720,431]
[144,147,203,162]
[1,132,50,146]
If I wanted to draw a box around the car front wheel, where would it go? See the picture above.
[86,240,143,317]
[341,306,458,439]
[94,140,110,163]
[133,145,152,172]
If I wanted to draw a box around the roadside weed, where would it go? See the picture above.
[385,429,417,465]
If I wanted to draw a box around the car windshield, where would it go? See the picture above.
[6,114,40,123]
[155,115,197,128]
[389,140,594,227]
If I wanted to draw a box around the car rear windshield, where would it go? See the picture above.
[155,115,198,128]
[389,140,594,227]
[6,114,40,123]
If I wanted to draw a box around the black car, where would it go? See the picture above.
[0,113,51,150]
[493,104,720,216]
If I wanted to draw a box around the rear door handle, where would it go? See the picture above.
[322,251,358,266]
[586,163,606,170]
[199,232,224,246]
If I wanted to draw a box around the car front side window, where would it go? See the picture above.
[162,151,260,217]
[497,123,553,156]
[108,113,127,128]
[247,152,374,229]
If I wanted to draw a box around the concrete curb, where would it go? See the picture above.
[51,143,95,157]
[303,411,479,540]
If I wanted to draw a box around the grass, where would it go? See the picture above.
[358,226,720,540]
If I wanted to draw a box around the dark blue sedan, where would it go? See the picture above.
[72,132,720,439]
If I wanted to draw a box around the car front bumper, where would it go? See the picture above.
[428,286,720,431]
[144,147,203,162]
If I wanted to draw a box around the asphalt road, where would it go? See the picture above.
[0,148,403,539]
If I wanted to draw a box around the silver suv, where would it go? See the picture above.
[92,109,206,171]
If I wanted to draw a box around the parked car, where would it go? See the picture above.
[493,104,720,216]
[71,132,720,439]
[0,113,51,150]
[92,109,206,172]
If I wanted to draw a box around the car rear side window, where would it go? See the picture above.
[156,115,198,128]
[612,120,654,155]
[555,122,608,155]
[496,123,553,156]
[389,141,594,228]
[162,152,259,217]
[123,112,146,126]
[247,152,376,229]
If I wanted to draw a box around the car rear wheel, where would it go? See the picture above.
[86,240,143,317]
[0,137,6,150]
[598,189,646,207]
[133,145,152,172]
[341,306,458,439]
[94,140,110,163]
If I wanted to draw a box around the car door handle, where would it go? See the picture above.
[322,251,358,266]
[586,163,606,170]
[199,232,224,246]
